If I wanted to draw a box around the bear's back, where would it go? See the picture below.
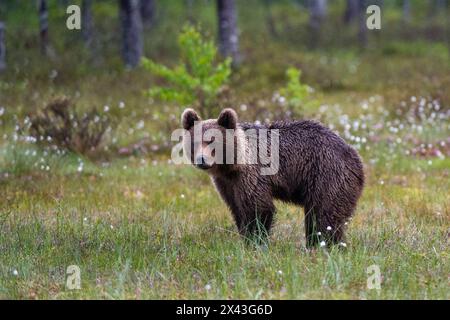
[239,119,364,199]
[269,119,353,157]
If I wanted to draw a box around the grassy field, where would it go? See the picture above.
[0,1,449,299]
[1,86,448,299]
[0,154,449,299]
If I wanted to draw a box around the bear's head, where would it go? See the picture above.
[181,108,242,174]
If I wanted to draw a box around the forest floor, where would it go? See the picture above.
[0,18,449,298]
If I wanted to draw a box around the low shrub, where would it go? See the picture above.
[29,98,111,157]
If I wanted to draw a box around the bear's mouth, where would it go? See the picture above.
[195,163,212,170]
[194,155,213,170]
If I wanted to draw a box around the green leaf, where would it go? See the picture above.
[143,25,232,116]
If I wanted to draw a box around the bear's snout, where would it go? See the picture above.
[195,155,212,170]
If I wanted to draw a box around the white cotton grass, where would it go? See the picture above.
[136,120,145,130]
[204,284,212,291]
[77,160,84,173]
[319,241,326,247]
[12,269,18,276]
[326,226,332,231]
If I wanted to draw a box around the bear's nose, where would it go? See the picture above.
[195,156,211,170]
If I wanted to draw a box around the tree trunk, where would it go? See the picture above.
[264,0,278,38]
[140,0,155,28]
[119,0,143,68]
[357,0,367,48]
[402,0,411,23]
[185,0,195,23]
[436,0,447,8]
[343,0,359,24]
[429,0,447,16]
[58,0,69,7]
[309,0,327,28]
[308,0,327,48]
[0,21,5,71]
[344,0,367,47]
[38,0,50,56]
[217,0,240,66]
[82,0,94,47]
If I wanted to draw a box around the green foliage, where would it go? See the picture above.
[142,25,232,118]
[278,67,316,116]
[382,41,449,60]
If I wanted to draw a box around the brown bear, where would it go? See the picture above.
[181,108,364,247]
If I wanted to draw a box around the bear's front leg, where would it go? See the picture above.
[237,197,275,244]
[213,176,275,244]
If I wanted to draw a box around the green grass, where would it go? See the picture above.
[0,145,448,299]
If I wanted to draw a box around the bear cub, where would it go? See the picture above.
[181,108,364,247]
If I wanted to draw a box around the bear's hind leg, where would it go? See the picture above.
[304,205,321,248]
[304,203,347,248]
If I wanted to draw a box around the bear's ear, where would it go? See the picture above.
[181,108,200,130]
[217,108,238,129]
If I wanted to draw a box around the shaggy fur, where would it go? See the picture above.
[182,108,365,247]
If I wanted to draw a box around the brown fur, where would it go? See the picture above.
[182,108,365,247]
